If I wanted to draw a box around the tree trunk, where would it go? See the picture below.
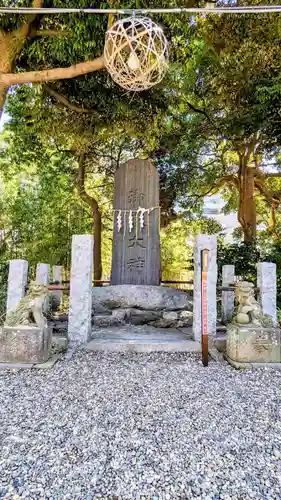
[237,153,256,242]
[0,85,8,121]
[0,36,12,120]
[77,153,103,281]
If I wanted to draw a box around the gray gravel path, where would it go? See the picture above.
[0,352,281,499]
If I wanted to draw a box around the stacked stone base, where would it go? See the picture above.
[93,308,192,328]
[92,285,193,329]
[0,325,52,364]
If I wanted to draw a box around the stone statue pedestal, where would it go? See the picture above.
[226,323,281,364]
[0,325,52,364]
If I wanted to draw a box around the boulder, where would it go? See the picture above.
[129,309,161,325]
[152,312,178,328]
[92,285,193,312]
[93,303,111,315]
[163,311,178,322]
[111,308,161,326]
[93,308,162,327]
[179,310,193,326]
[93,315,122,327]
[112,309,128,322]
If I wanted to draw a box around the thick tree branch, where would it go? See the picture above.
[263,172,281,178]
[254,179,272,204]
[254,178,280,233]
[107,0,115,29]
[189,175,237,200]
[0,0,43,117]
[44,85,98,115]
[186,100,211,121]
[31,29,70,37]
[16,0,43,39]
[0,55,105,85]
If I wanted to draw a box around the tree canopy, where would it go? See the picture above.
[155,5,281,241]
[3,0,281,276]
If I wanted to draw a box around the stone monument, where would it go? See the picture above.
[0,281,52,364]
[226,281,281,365]
[111,159,161,285]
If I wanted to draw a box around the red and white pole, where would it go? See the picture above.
[201,248,209,366]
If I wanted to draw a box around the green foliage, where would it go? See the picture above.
[217,236,281,308]
[161,217,223,280]
[154,7,281,231]
[217,241,261,284]
[4,1,281,280]
[0,127,114,276]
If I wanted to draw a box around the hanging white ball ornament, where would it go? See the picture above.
[104,16,169,92]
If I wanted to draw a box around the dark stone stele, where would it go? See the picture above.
[111,159,161,285]
[0,325,52,364]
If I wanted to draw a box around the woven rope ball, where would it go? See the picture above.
[104,16,169,91]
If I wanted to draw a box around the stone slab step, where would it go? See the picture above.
[90,326,192,341]
[84,338,201,353]
[85,326,199,353]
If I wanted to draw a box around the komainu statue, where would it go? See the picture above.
[234,281,273,327]
[5,281,48,329]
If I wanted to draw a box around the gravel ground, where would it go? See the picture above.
[0,352,281,500]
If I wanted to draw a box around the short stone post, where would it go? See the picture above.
[193,235,217,343]
[68,234,93,345]
[257,262,277,327]
[6,259,28,314]
[36,263,50,286]
[222,265,235,324]
[52,265,63,309]
[36,263,50,314]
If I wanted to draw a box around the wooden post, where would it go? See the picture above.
[201,249,209,367]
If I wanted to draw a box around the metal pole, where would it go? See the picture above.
[201,248,209,367]
[2,6,281,15]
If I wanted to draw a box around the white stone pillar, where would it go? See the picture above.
[52,265,63,309]
[68,234,93,345]
[222,265,235,324]
[36,263,50,286]
[257,262,277,327]
[192,235,217,343]
[6,259,28,314]
[36,263,50,314]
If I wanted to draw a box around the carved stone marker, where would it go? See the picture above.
[111,159,161,285]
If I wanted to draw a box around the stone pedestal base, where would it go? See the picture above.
[226,324,281,363]
[0,325,52,364]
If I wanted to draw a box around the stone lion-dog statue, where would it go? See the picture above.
[5,281,48,329]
